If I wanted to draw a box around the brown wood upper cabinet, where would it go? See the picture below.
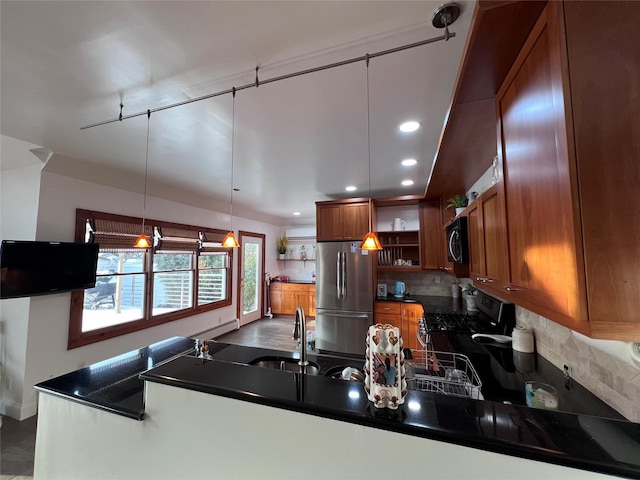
[316,199,369,242]
[466,184,508,287]
[419,200,441,270]
[420,199,469,277]
[494,1,640,340]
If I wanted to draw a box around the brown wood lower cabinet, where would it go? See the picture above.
[374,301,402,329]
[401,304,424,351]
[270,283,315,318]
[374,301,424,351]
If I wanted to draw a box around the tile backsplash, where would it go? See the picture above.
[517,308,640,423]
[379,271,640,423]
[377,271,457,297]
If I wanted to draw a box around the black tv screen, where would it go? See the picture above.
[0,240,99,299]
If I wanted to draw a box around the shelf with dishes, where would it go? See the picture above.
[377,230,420,269]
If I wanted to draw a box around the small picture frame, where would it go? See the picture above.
[377,283,387,299]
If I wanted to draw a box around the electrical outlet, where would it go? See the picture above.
[435,276,440,284]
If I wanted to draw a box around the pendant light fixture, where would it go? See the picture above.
[360,55,382,251]
[222,88,240,248]
[135,110,153,249]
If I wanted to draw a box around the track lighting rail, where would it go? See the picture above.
[80,31,456,130]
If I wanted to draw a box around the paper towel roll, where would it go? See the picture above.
[512,326,535,353]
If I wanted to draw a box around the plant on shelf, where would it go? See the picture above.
[446,194,469,215]
[276,236,288,259]
[446,194,469,208]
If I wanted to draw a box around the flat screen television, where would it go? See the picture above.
[0,240,99,299]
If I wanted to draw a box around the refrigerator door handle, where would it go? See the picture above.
[341,252,347,299]
[336,252,342,299]
[317,311,370,320]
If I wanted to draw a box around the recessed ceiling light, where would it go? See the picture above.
[402,158,418,166]
[345,185,357,192]
[399,121,420,133]
[293,212,301,216]
[401,180,414,186]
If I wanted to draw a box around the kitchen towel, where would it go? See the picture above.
[512,326,535,353]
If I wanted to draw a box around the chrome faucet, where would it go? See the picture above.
[292,306,309,367]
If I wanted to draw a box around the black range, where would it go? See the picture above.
[409,293,625,421]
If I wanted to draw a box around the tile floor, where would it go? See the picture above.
[0,414,37,480]
[0,315,300,479]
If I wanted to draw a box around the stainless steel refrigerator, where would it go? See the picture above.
[315,241,374,356]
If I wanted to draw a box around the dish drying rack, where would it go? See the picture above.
[406,346,482,400]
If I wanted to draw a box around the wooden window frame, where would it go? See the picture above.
[68,209,233,349]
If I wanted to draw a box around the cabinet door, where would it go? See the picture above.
[401,304,423,351]
[466,201,484,280]
[270,285,283,315]
[341,202,369,240]
[563,0,640,339]
[316,201,369,241]
[296,292,309,314]
[308,286,316,317]
[498,4,588,331]
[467,184,509,289]
[420,200,442,270]
[316,204,341,241]
[481,185,508,285]
[282,284,309,314]
[282,290,296,314]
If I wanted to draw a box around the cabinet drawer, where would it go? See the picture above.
[281,283,310,293]
[375,302,401,315]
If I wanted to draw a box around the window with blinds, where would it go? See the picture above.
[69,209,233,349]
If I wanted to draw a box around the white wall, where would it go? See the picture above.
[0,163,43,419]
[2,165,283,420]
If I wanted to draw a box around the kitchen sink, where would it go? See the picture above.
[248,356,320,375]
[324,365,365,382]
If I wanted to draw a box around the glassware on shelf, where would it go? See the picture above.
[491,155,499,185]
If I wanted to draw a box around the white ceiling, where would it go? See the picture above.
[0,1,473,226]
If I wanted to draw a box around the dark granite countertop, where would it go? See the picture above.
[376,293,469,312]
[141,342,640,479]
[34,336,195,420]
[35,332,640,478]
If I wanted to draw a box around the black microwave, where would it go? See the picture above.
[445,217,469,264]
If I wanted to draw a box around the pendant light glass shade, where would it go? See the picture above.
[360,231,382,250]
[360,56,382,251]
[222,231,240,248]
[135,110,152,249]
[134,234,152,249]
[361,200,382,251]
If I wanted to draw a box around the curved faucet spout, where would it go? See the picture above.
[293,307,309,367]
